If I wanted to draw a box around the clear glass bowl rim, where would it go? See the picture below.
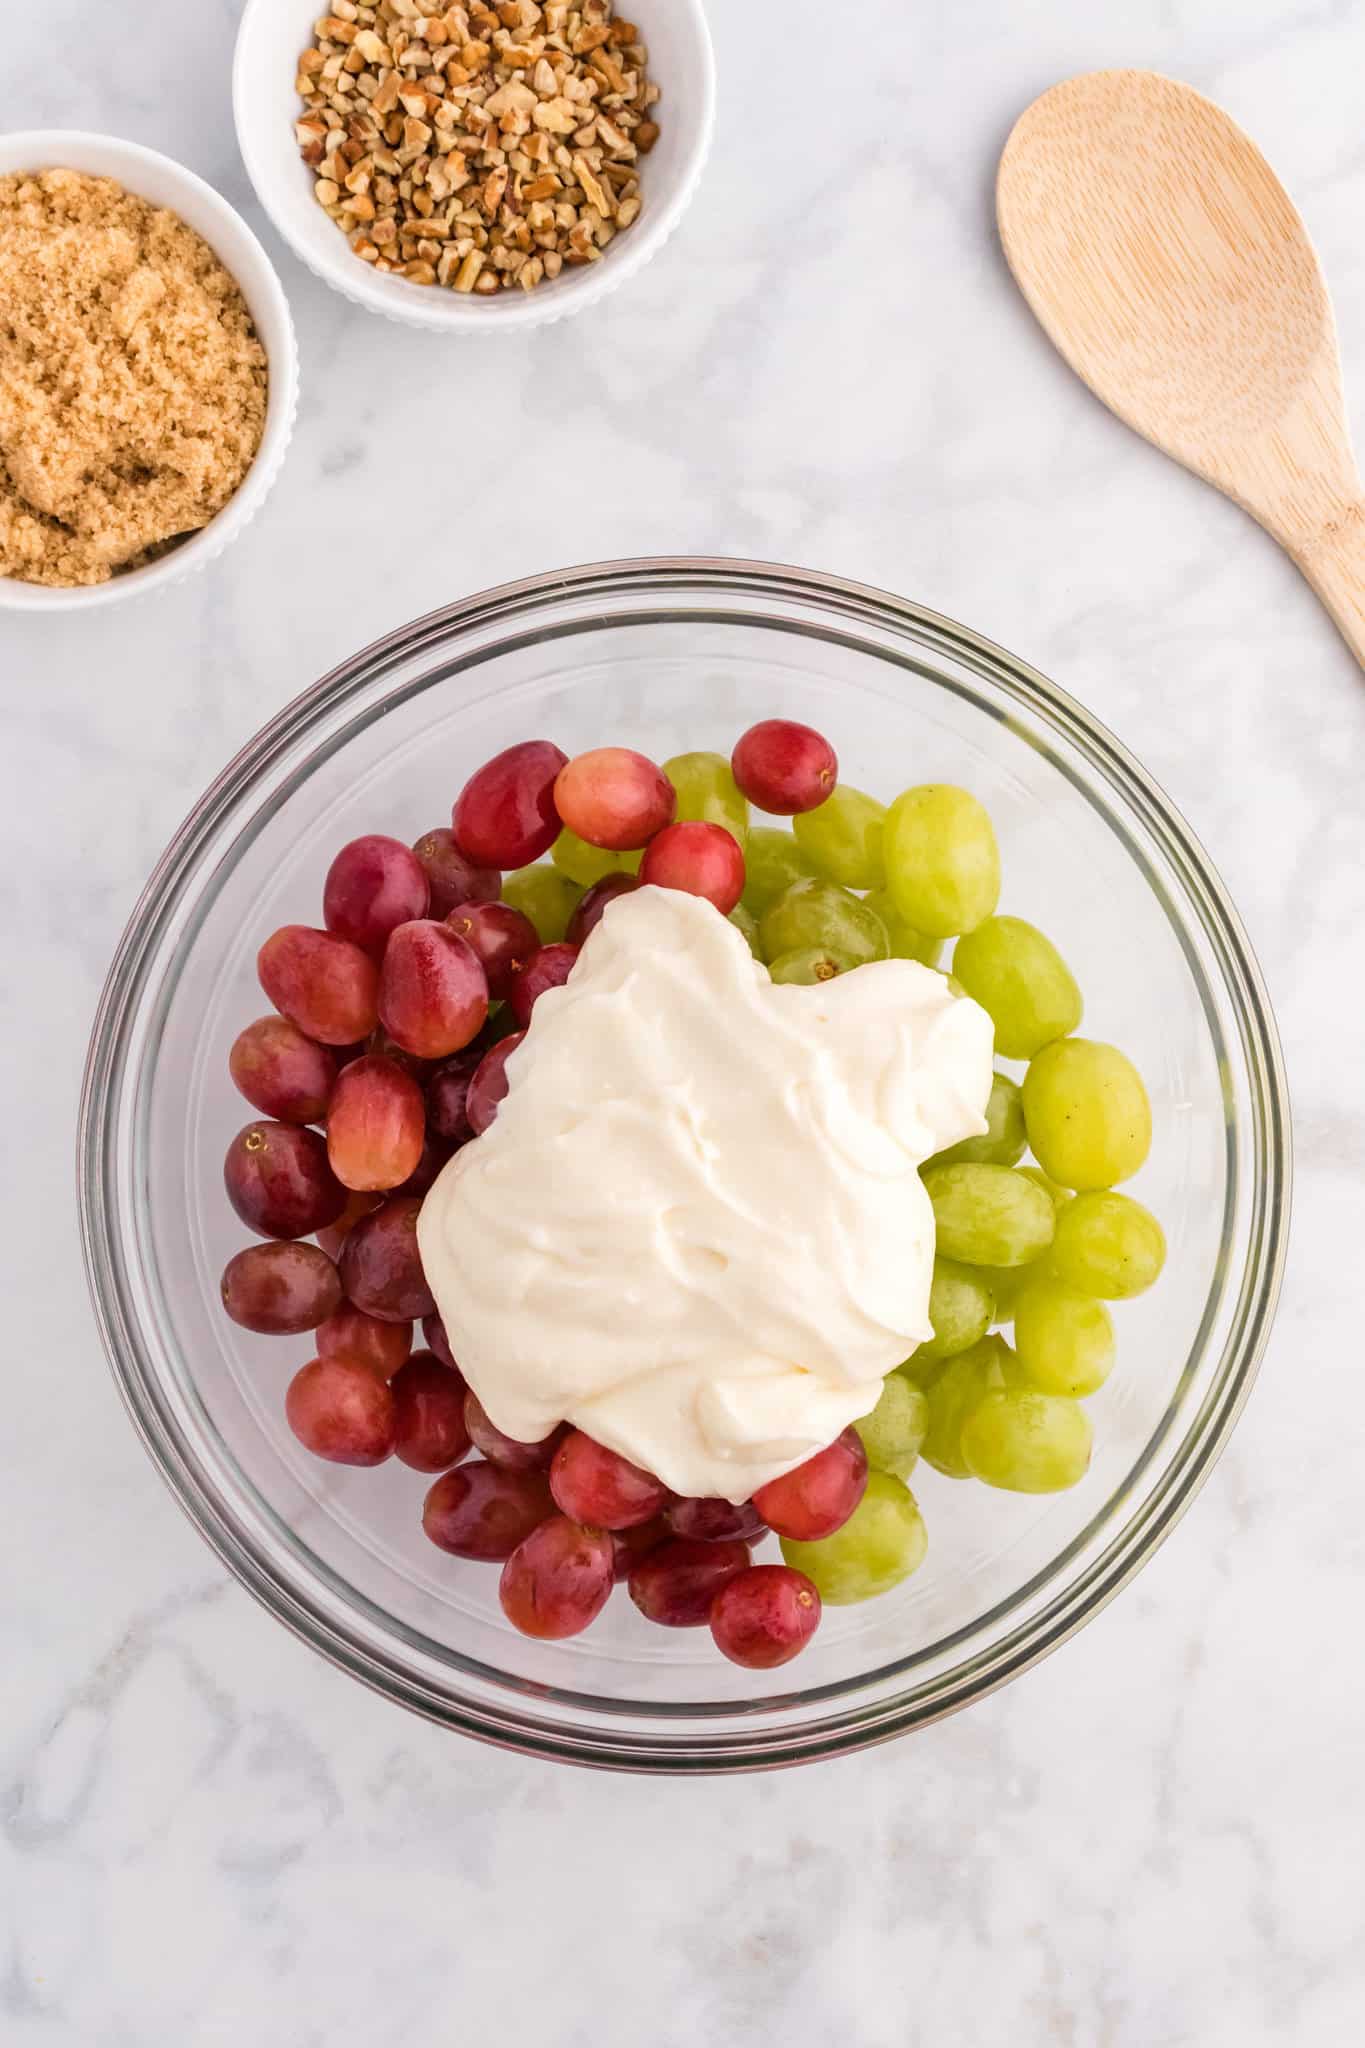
[78,556,1292,1773]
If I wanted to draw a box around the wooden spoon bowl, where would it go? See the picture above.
[998,69,1365,666]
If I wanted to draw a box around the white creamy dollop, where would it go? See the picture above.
[418,887,993,1502]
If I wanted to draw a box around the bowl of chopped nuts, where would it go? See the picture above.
[233,0,713,329]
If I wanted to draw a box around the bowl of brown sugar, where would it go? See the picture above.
[0,131,298,612]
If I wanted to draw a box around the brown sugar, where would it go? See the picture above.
[0,169,269,588]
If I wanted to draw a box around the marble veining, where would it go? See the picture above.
[4,1,1363,2041]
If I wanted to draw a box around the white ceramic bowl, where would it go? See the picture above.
[233,0,715,332]
[0,131,298,615]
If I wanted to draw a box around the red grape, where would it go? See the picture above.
[464,1390,564,1472]
[640,822,745,914]
[444,900,539,1001]
[426,1048,482,1144]
[338,1194,435,1322]
[412,827,501,918]
[499,1515,615,1639]
[506,942,578,1028]
[611,1516,670,1582]
[224,1121,346,1240]
[710,1564,821,1668]
[550,1430,670,1530]
[452,741,567,868]
[392,1130,453,1198]
[466,1032,526,1134]
[554,747,675,851]
[565,873,644,948]
[391,1351,472,1472]
[665,1496,768,1545]
[378,920,488,1060]
[316,1304,412,1378]
[627,1538,750,1627]
[752,1428,868,1541]
[220,1241,341,1334]
[731,720,838,815]
[285,1357,396,1466]
[258,925,380,1045]
[421,1310,458,1372]
[229,1016,336,1125]
[326,1053,425,1192]
[323,834,430,953]
[423,1462,554,1562]
[315,1187,381,1259]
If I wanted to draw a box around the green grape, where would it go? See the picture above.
[1018,1165,1073,1213]
[862,889,944,967]
[952,916,1083,1059]
[792,785,887,890]
[976,1174,1071,1322]
[728,902,762,957]
[920,1335,1008,1478]
[1012,1277,1116,1396]
[780,1472,927,1603]
[974,1174,1070,1323]
[551,828,643,889]
[961,1389,1093,1493]
[854,1375,929,1479]
[898,1354,947,1391]
[1050,1190,1166,1298]
[740,827,817,917]
[927,1073,1026,1169]
[501,864,584,943]
[759,878,890,966]
[768,945,856,986]
[884,784,1001,938]
[1022,1038,1152,1190]
[922,1162,1057,1268]
[664,750,749,846]
[912,1256,995,1365]
[973,1259,1041,1324]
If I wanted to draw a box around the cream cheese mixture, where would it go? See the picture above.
[418,888,993,1502]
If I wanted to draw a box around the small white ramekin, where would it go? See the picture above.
[233,0,715,332]
[0,131,298,615]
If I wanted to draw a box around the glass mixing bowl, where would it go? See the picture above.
[79,559,1290,1771]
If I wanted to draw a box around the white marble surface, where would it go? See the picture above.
[4,1,1363,2040]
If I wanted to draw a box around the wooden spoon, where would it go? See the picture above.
[997,68,1365,667]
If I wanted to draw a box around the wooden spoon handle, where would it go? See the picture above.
[1287,500,1365,669]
